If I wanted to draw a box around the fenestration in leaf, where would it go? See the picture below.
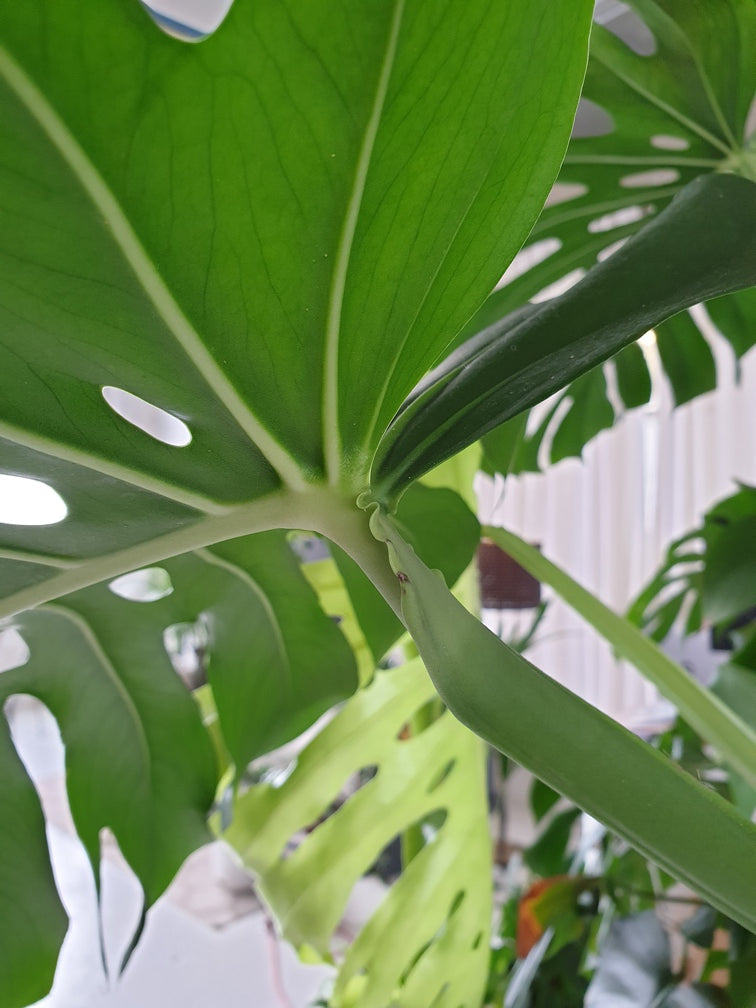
[371,172,756,500]
[0,2,595,1003]
[449,0,756,471]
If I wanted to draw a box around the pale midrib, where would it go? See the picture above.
[0,487,334,620]
[43,602,152,777]
[564,154,720,168]
[196,547,290,680]
[0,47,308,492]
[322,0,405,484]
[0,546,77,569]
[0,419,230,515]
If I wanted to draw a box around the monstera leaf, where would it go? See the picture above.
[0,0,595,1002]
[457,0,756,475]
[3,2,756,1006]
[225,658,492,1008]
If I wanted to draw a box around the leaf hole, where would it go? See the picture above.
[597,2,657,56]
[287,533,331,563]
[597,238,629,262]
[545,182,588,208]
[572,97,614,139]
[496,238,562,289]
[0,474,67,526]
[396,699,438,741]
[139,0,235,41]
[620,169,680,189]
[109,567,174,602]
[0,628,30,673]
[102,386,192,447]
[531,269,586,305]
[650,134,690,152]
[427,758,456,794]
[588,203,655,233]
[163,618,210,689]
[472,930,483,951]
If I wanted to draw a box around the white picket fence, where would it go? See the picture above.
[477,306,756,727]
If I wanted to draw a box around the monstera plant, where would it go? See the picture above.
[0,0,755,1005]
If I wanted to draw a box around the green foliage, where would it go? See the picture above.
[225,659,491,1008]
[0,0,754,1005]
[473,0,756,472]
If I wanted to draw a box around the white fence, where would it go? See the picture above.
[478,307,756,727]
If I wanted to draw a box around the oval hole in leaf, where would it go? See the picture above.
[0,474,67,526]
[598,2,657,56]
[102,386,192,447]
[572,97,614,139]
[139,0,235,41]
[531,269,586,305]
[427,758,457,794]
[163,619,209,689]
[0,628,30,673]
[650,134,690,152]
[397,699,439,741]
[545,182,588,208]
[497,237,562,289]
[597,238,629,262]
[588,204,655,234]
[620,169,681,189]
[109,567,174,602]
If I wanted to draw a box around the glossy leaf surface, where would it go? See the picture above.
[467,0,756,471]
[370,509,756,931]
[225,659,492,1008]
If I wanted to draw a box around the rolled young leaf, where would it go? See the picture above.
[372,172,756,500]
[369,508,756,931]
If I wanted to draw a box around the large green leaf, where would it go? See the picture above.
[0,0,592,542]
[467,0,756,471]
[225,658,492,1008]
[0,530,356,996]
[369,508,756,931]
[372,172,756,498]
[0,4,595,1001]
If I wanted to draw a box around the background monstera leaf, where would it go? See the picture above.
[375,0,756,484]
[0,1,594,1001]
[225,658,492,1008]
[488,0,756,472]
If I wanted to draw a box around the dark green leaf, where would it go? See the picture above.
[703,516,756,626]
[524,808,582,878]
[372,173,756,499]
[0,725,67,1007]
[530,777,563,823]
[444,0,756,471]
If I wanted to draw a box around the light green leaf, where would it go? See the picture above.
[369,509,756,931]
[225,659,492,1008]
